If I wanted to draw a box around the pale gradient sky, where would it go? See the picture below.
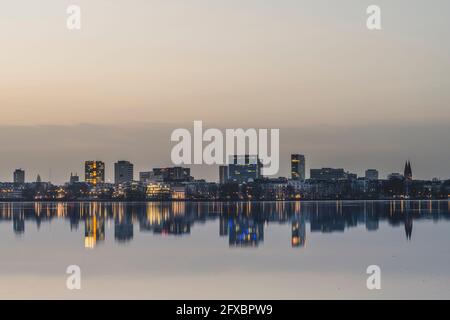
[0,1,449,182]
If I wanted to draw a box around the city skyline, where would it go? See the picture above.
[1,122,450,184]
[0,154,426,185]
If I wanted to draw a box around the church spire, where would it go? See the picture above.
[404,160,412,181]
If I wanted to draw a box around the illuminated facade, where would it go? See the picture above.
[171,186,186,200]
[85,161,105,186]
[291,154,305,181]
[146,183,171,200]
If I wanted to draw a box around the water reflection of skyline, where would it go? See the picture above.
[1,201,450,249]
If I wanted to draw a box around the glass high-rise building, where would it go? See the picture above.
[114,160,134,185]
[85,161,105,185]
[291,154,306,180]
[227,155,262,183]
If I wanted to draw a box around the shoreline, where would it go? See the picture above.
[0,198,448,204]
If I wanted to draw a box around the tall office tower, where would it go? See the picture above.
[227,155,262,183]
[404,161,413,181]
[365,169,379,181]
[219,165,229,184]
[291,154,306,180]
[114,160,134,185]
[85,161,105,185]
[13,169,25,184]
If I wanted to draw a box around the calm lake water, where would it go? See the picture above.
[0,200,449,299]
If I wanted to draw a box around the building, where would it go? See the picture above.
[152,167,192,183]
[404,161,413,181]
[13,169,25,184]
[219,165,229,184]
[69,173,80,184]
[259,177,289,200]
[365,169,379,181]
[85,161,105,186]
[291,154,306,180]
[140,171,154,183]
[185,180,218,200]
[0,183,24,200]
[146,183,171,200]
[228,155,262,183]
[114,160,134,185]
[310,168,346,181]
[171,185,187,200]
[388,173,403,180]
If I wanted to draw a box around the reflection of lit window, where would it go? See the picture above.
[85,236,95,249]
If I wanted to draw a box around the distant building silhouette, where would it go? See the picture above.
[219,165,229,184]
[404,161,413,181]
[114,160,134,185]
[310,168,346,181]
[69,173,80,184]
[13,169,25,184]
[365,169,379,181]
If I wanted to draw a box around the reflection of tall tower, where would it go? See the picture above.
[115,214,134,242]
[405,214,413,240]
[84,215,105,249]
[13,211,25,235]
[291,215,306,247]
[404,161,413,181]
[219,217,229,237]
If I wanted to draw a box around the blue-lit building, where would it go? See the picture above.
[227,155,262,184]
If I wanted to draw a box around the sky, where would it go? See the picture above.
[0,0,449,183]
